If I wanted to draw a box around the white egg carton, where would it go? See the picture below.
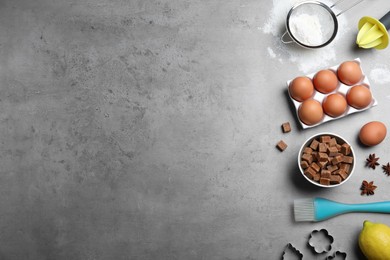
[287,58,378,129]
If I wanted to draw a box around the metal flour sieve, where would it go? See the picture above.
[281,0,364,49]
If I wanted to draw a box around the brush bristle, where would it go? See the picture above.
[294,198,315,222]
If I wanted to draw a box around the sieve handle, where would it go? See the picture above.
[281,31,293,44]
[333,0,365,17]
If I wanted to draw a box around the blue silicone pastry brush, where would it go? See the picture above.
[294,197,390,222]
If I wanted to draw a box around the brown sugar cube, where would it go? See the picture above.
[340,143,351,155]
[281,122,291,133]
[339,163,350,173]
[332,155,344,165]
[303,147,313,154]
[336,144,341,151]
[319,143,327,153]
[318,160,328,168]
[327,165,338,173]
[320,135,331,143]
[330,175,342,184]
[302,153,313,164]
[300,160,309,169]
[313,173,321,182]
[304,167,317,180]
[336,169,348,180]
[310,139,320,150]
[310,162,321,172]
[343,156,354,164]
[321,170,331,179]
[318,152,328,162]
[327,146,339,157]
[320,178,331,185]
[328,138,337,147]
[312,152,318,161]
[276,140,288,151]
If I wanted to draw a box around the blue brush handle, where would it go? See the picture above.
[314,198,390,221]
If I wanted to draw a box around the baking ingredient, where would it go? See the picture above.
[289,13,324,46]
[300,134,353,186]
[360,180,377,196]
[289,77,314,101]
[298,99,323,125]
[382,163,390,175]
[366,154,380,169]
[313,70,338,93]
[322,93,347,117]
[359,122,387,146]
[276,140,288,151]
[281,122,291,133]
[359,220,390,259]
[346,85,372,109]
[337,61,363,85]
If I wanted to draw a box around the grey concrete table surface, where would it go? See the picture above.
[1,0,390,259]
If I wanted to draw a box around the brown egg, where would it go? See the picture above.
[313,70,338,94]
[337,61,363,85]
[346,85,372,109]
[298,99,324,125]
[322,93,347,117]
[359,121,387,146]
[289,77,314,102]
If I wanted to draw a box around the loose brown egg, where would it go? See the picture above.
[346,85,372,109]
[298,99,324,126]
[313,70,338,94]
[289,77,314,102]
[322,93,347,117]
[337,61,363,85]
[359,121,387,146]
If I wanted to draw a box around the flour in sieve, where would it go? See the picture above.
[289,13,324,46]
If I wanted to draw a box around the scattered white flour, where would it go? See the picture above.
[261,0,350,73]
[267,47,276,58]
[289,13,324,46]
[370,66,390,84]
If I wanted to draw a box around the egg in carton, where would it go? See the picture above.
[287,58,378,129]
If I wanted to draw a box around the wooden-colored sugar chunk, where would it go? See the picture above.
[327,165,338,173]
[281,122,291,133]
[328,138,337,147]
[318,160,328,168]
[310,139,320,151]
[321,170,331,179]
[303,147,313,154]
[339,163,350,173]
[302,153,313,164]
[341,143,351,155]
[327,146,339,157]
[336,169,348,180]
[300,160,309,169]
[313,173,320,182]
[343,156,354,164]
[304,167,317,180]
[320,177,331,185]
[318,152,328,162]
[332,155,344,165]
[276,140,288,151]
[310,162,321,172]
[320,135,331,143]
[319,143,327,153]
[330,175,342,184]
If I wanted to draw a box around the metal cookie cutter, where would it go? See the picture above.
[282,243,303,260]
[308,229,334,254]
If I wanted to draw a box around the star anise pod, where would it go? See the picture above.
[366,154,380,169]
[361,180,377,196]
[383,162,390,176]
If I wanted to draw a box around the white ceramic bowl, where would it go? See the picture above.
[298,132,355,188]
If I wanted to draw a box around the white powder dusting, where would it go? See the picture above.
[267,47,276,58]
[289,13,324,46]
[370,66,390,84]
[261,0,350,73]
